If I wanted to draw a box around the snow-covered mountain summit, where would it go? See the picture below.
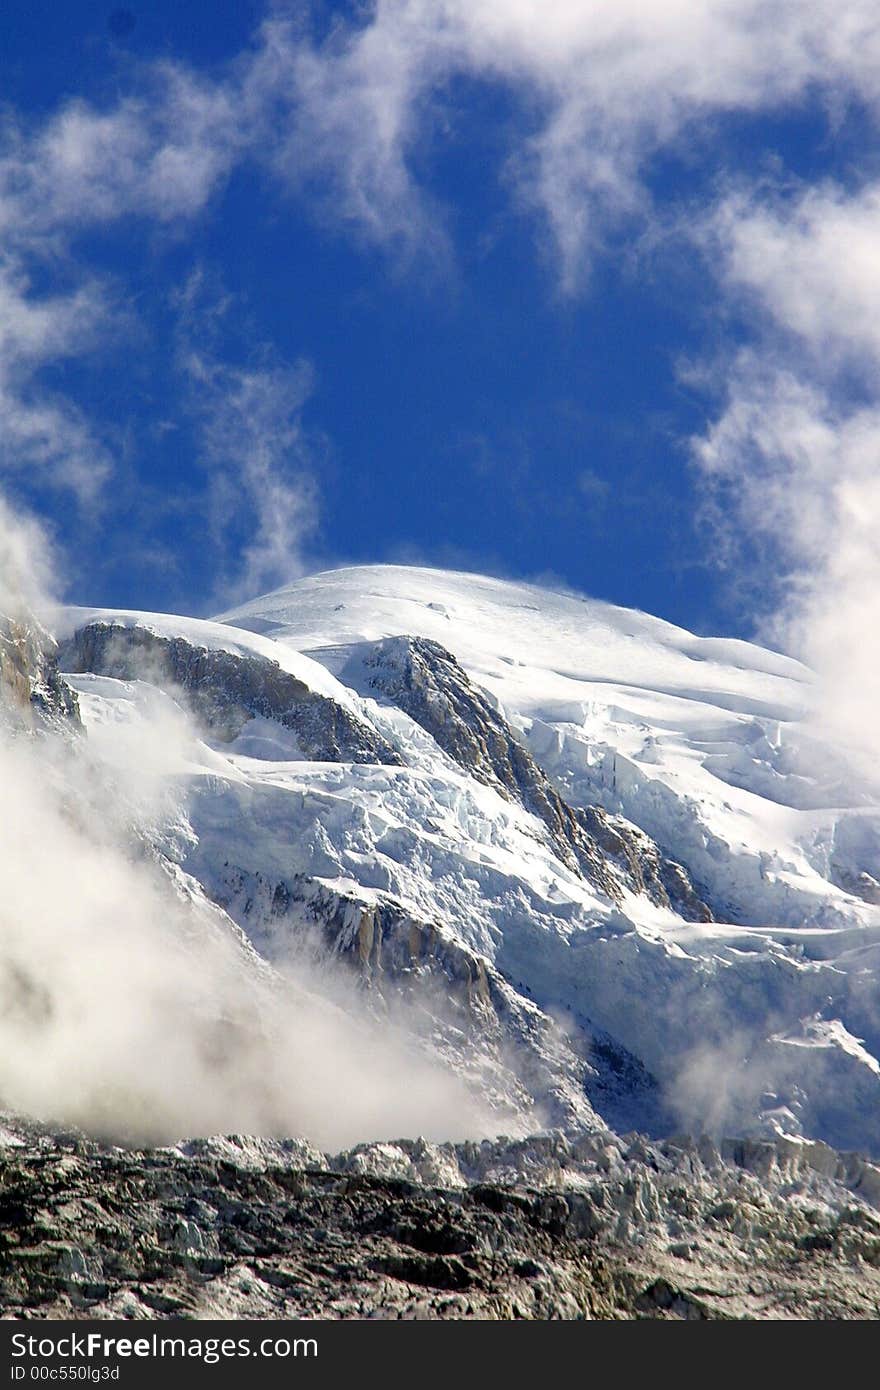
[222,565,877,919]
[30,565,880,1153]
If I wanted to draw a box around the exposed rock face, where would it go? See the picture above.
[61,621,399,764]
[2,1119,879,1319]
[833,867,880,907]
[0,615,80,729]
[354,636,711,920]
[577,805,713,923]
[207,867,625,1134]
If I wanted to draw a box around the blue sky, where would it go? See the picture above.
[2,2,880,672]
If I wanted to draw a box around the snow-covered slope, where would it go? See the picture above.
[49,565,880,1155]
[59,607,358,709]
[221,566,880,926]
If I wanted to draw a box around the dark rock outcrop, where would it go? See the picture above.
[61,621,399,765]
[0,615,80,729]
[206,866,624,1134]
[1,1119,879,1318]
[0,1131,632,1319]
[352,636,711,920]
[832,867,880,907]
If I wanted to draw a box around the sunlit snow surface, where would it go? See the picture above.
[220,566,880,927]
[62,566,880,1152]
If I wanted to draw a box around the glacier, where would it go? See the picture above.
[41,562,880,1158]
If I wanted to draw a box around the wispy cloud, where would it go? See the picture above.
[252,15,451,270]
[0,494,58,618]
[0,67,242,243]
[0,34,305,597]
[2,1,880,622]
[0,259,118,504]
[176,271,319,607]
[250,2,880,288]
[0,60,241,533]
[709,181,880,375]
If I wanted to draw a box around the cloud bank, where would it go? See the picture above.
[694,179,880,774]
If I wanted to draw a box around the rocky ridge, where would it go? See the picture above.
[350,636,711,920]
[61,621,398,765]
[1,1118,879,1319]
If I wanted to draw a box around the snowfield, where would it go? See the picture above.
[58,565,880,1154]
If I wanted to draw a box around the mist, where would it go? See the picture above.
[0,501,505,1151]
[0,732,504,1150]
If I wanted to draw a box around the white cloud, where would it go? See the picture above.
[0,494,58,618]
[0,65,236,511]
[257,16,449,264]
[0,260,117,503]
[710,182,880,373]
[0,389,112,505]
[694,180,880,774]
[0,52,250,511]
[0,70,242,244]
[250,2,880,285]
[193,354,319,604]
